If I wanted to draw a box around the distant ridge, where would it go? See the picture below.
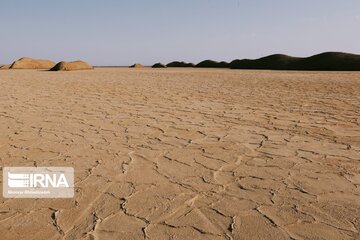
[230,52,360,71]
[152,63,167,68]
[166,61,194,68]
[196,60,229,68]
[289,52,360,71]
[230,54,300,70]
[162,52,360,71]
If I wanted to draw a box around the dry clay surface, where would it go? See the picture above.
[0,68,359,240]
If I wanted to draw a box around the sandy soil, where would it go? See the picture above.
[0,68,359,240]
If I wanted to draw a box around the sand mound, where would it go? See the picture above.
[166,61,194,68]
[130,64,143,68]
[152,63,167,68]
[10,57,55,69]
[50,61,93,71]
[195,60,229,68]
[0,64,11,70]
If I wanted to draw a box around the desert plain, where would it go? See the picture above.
[0,68,359,240]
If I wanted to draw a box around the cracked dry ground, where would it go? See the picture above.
[0,68,359,240]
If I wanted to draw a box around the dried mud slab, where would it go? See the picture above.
[0,68,359,240]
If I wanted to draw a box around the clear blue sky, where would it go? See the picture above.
[1,0,359,66]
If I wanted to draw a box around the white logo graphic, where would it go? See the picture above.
[7,172,30,188]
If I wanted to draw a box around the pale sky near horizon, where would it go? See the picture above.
[1,0,359,66]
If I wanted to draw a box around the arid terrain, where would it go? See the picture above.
[0,68,359,240]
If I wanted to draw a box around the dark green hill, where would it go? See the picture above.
[166,61,194,67]
[230,52,360,71]
[195,60,229,68]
